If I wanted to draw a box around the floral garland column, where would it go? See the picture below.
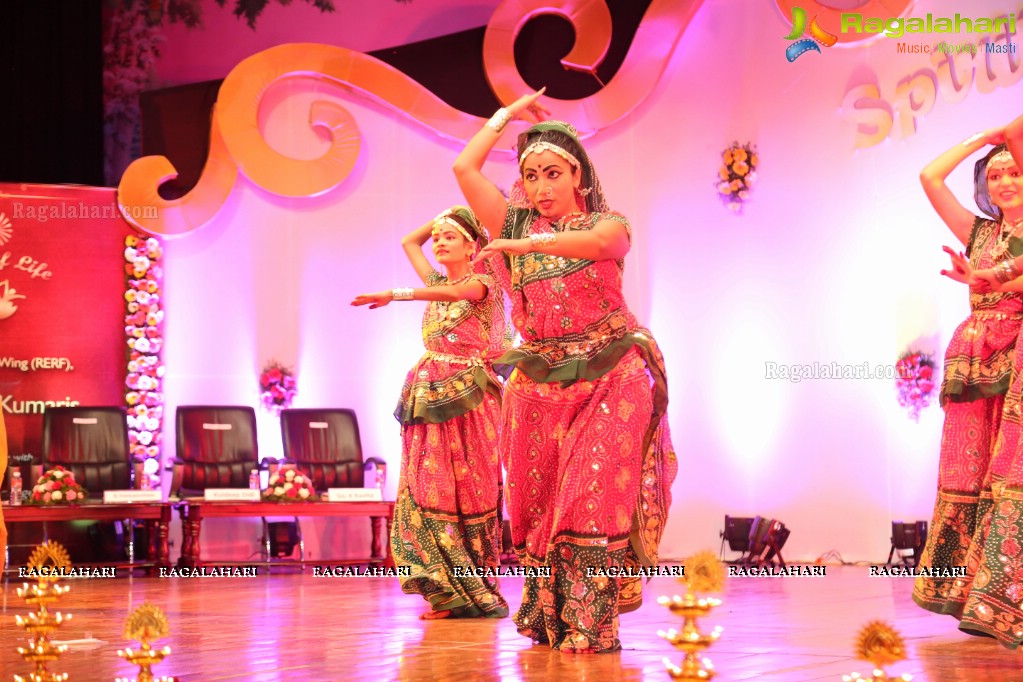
[123,234,165,487]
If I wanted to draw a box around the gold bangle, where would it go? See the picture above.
[1008,259,1023,280]
[392,287,415,301]
[996,261,1015,283]
[486,108,512,134]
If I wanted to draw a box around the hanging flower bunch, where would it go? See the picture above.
[102,0,167,184]
[895,351,936,421]
[260,360,297,416]
[124,234,165,484]
[716,141,759,213]
[27,466,88,505]
[263,465,318,502]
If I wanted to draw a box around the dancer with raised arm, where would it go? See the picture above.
[452,90,677,653]
[914,115,1023,644]
[927,116,1023,646]
[352,207,509,620]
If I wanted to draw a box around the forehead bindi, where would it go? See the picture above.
[989,162,1020,177]
[522,150,569,174]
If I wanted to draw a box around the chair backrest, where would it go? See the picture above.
[41,406,131,494]
[279,408,365,490]
[176,406,258,493]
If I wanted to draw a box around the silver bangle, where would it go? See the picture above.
[486,108,512,134]
[529,233,557,249]
[962,132,985,147]
[392,287,415,301]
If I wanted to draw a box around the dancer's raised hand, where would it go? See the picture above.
[507,88,550,124]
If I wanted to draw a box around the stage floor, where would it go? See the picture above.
[1,565,1021,681]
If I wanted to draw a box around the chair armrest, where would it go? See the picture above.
[169,462,184,498]
[133,458,146,490]
[363,457,387,469]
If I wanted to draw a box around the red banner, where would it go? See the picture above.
[0,183,129,483]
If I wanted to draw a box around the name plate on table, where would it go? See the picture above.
[328,488,383,502]
[204,488,261,502]
[103,490,163,503]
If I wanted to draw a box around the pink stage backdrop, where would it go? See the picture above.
[0,184,129,483]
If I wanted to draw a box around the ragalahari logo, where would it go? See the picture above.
[781,5,838,61]
[783,6,838,61]
[778,1,913,61]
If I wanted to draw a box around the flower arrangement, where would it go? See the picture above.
[124,234,165,488]
[27,466,88,505]
[260,360,297,415]
[716,142,759,213]
[262,465,317,502]
[895,350,936,421]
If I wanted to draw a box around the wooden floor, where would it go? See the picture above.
[2,565,1023,681]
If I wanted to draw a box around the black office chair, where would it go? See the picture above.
[170,406,259,497]
[40,406,134,493]
[38,406,144,563]
[274,409,388,562]
[279,408,386,491]
[171,406,266,564]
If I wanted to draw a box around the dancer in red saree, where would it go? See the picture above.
[929,115,1023,646]
[453,90,677,653]
[352,207,509,619]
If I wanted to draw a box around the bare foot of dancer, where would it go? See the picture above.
[557,633,600,654]
[420,610,452,620]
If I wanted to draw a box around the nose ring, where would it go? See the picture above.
[545,187,553,196]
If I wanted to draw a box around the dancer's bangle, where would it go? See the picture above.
[998,259,1022,282]
[962,132,985,147]
[486,108,512,134]
[391,287,415,301]
[529,233,557,250]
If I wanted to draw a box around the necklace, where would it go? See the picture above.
[552,212,587,231]
[992,217,1023,257]
[445,270,473,285]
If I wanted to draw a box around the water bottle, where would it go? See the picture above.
[10,471,22,506]
[249,469,260,491]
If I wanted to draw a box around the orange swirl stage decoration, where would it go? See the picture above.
[484,0,704,136]
[118,0,707,236]
[117,107,237,237]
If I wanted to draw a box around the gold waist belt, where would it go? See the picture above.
[423,351,484,366]
[971,311,1023,321]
